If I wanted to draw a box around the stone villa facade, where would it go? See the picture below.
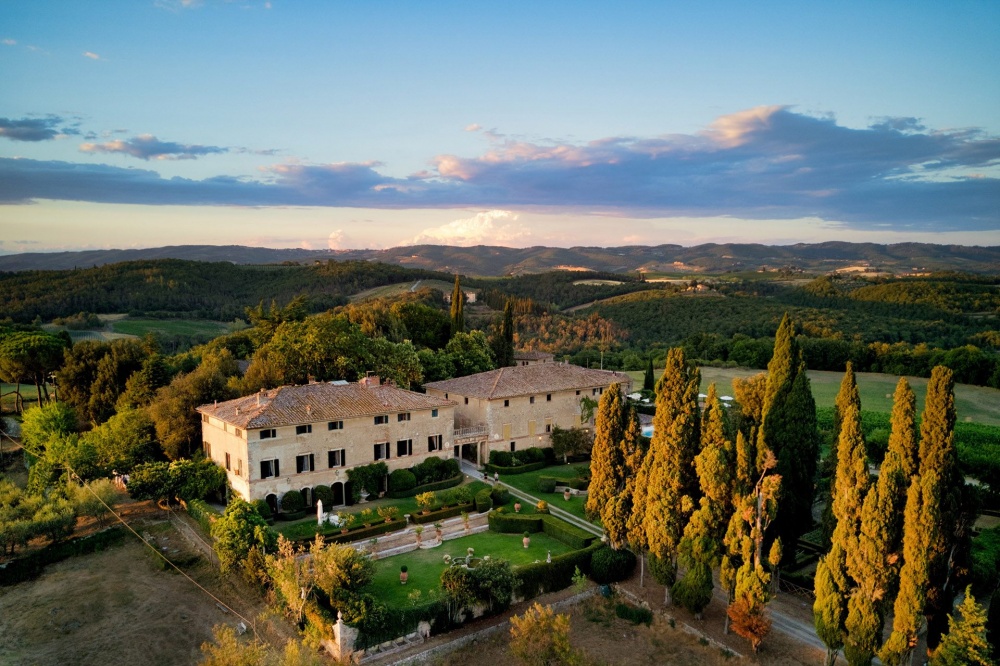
[196,376,455,512]
[423,363,631,465]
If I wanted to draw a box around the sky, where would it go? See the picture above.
[1,0,999,254]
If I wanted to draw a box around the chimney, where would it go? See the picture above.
[360,372,380,388]
[256,394,260,406]
[306,405,311,415]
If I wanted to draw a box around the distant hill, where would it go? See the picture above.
[1,242,998,275]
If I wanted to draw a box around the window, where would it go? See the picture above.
[260,458,279,479]
[428,434,443,452]
[373,442,390,461]
[431,409,439,418]
[296,424,312,435]
[328,421,343,431]
[235,428,242,438]
[374,415,388,425]
[510,441,516,452]
[576,390,581,396]
[545,418,553,433]
[397,412,411,422]
[296,453,315,473]
[328,449,346,468]
[504,399,509,407]
[530,396,535,404]
[546,394,552,402]
[202,414,209,423]
[528,420,536,436]
[236,458,242,476]
[502,423,511,439]
[203,442,212,458]
[260,428,276,440]
[444,393,448,399]
[225,452,231,471]
[464,397,469,405]
[396,439,413,457]
[592,388,599,396]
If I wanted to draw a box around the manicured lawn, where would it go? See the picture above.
[498,464,594,523]
[370,529,575,608]
[626,366,1000,426]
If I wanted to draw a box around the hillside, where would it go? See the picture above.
[2,242,999,275]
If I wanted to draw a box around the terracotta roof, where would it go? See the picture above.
[197,382,455,430]
[423,364,632,400]
[513,350,555,361]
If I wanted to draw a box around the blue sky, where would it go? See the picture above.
[1,0,998,253]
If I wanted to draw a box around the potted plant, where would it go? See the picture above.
[360,508,374,528]
[461,510,470,531]
[564,489,572,501]
[399,565,408,585]
[522,531,531,549]
[434,522,443,539]
[414,524,424,545]
[536,500,548,513]
[378,506,399,523]
[416,492,436,515]
[336,511,350,534]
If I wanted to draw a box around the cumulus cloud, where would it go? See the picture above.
[0,115,69,142]
[82,51,101,60]
[402,210,532,247]
[4,107,999,232]
[79,134,228,160]
[327,229,352,250]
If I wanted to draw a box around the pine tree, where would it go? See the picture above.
[879,478,929,666]
[929,586,995,666]
[587,383,627,523]
[450,275,465,338]
[919,366,963,650]
[643,357,655,392]
[675,385,735,617]
[758,314,819,562]
[822,362,860,546]
[628,347,700,601]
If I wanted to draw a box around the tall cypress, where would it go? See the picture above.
[603,407,644,550]
[758,313,819,564]
[629,347,700,601]
[587,383,627,523]
[822,362,860,546]
[450,275,465,338]
[643,357,655,392]
[929,586,994,666]
[494,300,515,367]
[674,385,735,617]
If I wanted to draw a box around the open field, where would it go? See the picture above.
[371,530,576,607]
[0,518,295,666]
[350,279,463,302]
[109,318,231,338]
[627,367,1000,426]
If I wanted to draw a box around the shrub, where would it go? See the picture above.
[537,477,557,493]
[489,450,513,467]
[520,447,547,464]
[442,457,460,478]
[454,486,473,505]
[388,469,417,493]
[615,603,653,626]
[412,456,446,485]
[536,500,548,513]
[567,477,590,491]
[251,499,272,520]
[416,491,437,512]
[437,489,457,507]
[490,486,510,506]
[313,485,334,506]
[475,489,493,513]
[590,546,637,584]
[280,490,305,513]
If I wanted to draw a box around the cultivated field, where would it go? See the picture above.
[109,318,230,339]
[350,279,461,302]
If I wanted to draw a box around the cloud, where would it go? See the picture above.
[402,210,532,247]
[2,39,15,46]
[4,107,999,232]
[79,134,228,160]
[464,124,482,132]
[327,229,352,250]
[82,51,101,60]
[0,115,68,142]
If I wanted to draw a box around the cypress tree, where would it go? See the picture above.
[919,366,963,650]
[643,357,655,392]
[822,362,860,547]
[587,383,627,523]
[629,347,700,601]
[495,300,515,367]
[879,477,930,666]
[450,275,465,338]
[675,385,735,617]
[758,314,819,562]
[929,586,994,666]
[602,406,643,550]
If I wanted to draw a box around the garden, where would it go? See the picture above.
[492,460,595,523]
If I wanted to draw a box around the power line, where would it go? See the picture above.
[69,470,262,641]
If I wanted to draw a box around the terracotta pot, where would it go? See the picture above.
[400,572,408,584]
[523,536,530,548]
[564,490,572,500]
[514,503,521,513]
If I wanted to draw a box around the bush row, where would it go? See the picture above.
[183,498,221,536]
[487,511,596,549]
[387,458,462,494]
[410,503,472,525]
[0,526,127,587]
[484,461,547,475]
[515,542,602,599]
[475,489,493,512]
[388,474,463,499]
[590,546,636,584]
[290,518,407,545]
[487,447,554,469]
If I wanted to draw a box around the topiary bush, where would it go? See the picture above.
[251,499,272,520]
[590,546,637,584]
[280,490,305,514]
[536,477,557,493]
[475,489,493,513]
[488,450,513,467]
[388,469,417,493]
[453,485,473,505]
[313,485,334,506]
[442,458,460,478]
[490,485,510,506]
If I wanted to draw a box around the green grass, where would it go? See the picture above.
[498,464,594,523]
[370,529,575,608]
[110,318,230,338]
[626,366,1000,427]
[350,279,466,303]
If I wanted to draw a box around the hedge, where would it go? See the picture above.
[281,490,305,513]
[590,546,637,584]
[483,461,547,476]
[409,502,473,525]
[537,477,557,493]
[0,526,128,587]
[514,541,602,599]
[290,518,407,545]
[475,489,493,513]
[487,512,596,550]
[490,485,510,506]
[388,469,417,494]
[388,474,463,499]
[184,498,221,536]
[313,485,335,506]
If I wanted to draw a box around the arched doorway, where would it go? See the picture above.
[300,487,312,507]
[265,493,278,514]
[332,482,345,506]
